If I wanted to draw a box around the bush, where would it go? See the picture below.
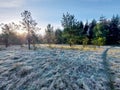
[92,37,106,47]
[82,37,89,48]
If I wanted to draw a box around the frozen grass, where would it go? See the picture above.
[107,47,120,90]
[0,45,6,51]
[0,45,119,90]
[37,44,105,52]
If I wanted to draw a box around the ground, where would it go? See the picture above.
[0,45,120,90]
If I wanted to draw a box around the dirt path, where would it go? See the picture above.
[102,47,115,90]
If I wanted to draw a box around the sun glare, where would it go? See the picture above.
[16,30,26,35]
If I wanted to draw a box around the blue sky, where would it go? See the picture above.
[0,0,120,34]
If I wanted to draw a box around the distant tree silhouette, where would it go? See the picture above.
[1,23,21,47]
[109,15,120,44]
[31,30,40,50]
[8,22,21,45]
[1,24,10,47]
[83,21,89,35]
[44,24,55,45]
[88,19,97,41]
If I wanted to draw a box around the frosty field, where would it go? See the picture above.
[0,46,120,90]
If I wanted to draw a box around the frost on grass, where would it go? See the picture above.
[0,46,119,90]
[107,47,120,90]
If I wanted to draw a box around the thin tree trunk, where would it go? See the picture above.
[5,40,7,48]
[28,23,30,50]
[5,38,8,48]
[28,39,30,50]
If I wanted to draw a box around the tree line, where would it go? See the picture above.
[0,11,120,49]
[61,13,120,46]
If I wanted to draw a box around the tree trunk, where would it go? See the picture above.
[28,38,30,50]
[70,43,72,47]
[28,23,30,50]
[5,43,8,48]
[5,39,8,48]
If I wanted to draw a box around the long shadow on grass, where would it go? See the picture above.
[102,47,115,90]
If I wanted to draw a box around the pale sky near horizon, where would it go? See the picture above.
[0,0,120,34]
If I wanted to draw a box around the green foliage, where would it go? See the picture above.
[92,21,109,46]
[93,23,108,37]
[55,29,63,44]
[61,13,84,46]
[62,28,75,46]
[92,37,106,47]
[61,12,76,29]
[82,36,89,47]
[0,12,120,46]
[98,37,106,46]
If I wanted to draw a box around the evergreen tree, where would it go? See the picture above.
[61,13,76,46]
[61,13,84,46]
[92,22,107,46]
[109,15,120,44]
[55,29,63,44]
[83,21,89,35]
[88,19,97,40]
[75,21,84,44]
[44,24,55,44]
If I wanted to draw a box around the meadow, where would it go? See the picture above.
[0,45,120,90]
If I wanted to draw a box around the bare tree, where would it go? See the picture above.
[21,10,39,50]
